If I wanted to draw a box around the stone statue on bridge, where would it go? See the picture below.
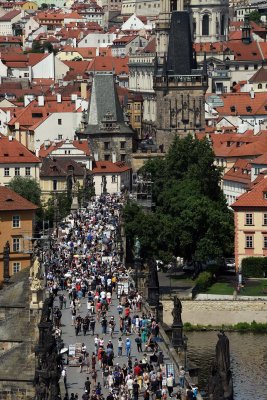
[208,331,233,400]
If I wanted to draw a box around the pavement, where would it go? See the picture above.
[58,291,175,400]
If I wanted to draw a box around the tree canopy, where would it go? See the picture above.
[9,176,42,207]
[124,135,234,262]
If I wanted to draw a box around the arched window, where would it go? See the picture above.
[258,83,262,89]
[202,14,209,36]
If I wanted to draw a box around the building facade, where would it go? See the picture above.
[232,176,267,269]
[0,186,37,281]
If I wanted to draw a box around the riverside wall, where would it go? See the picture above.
[162,299,267,326]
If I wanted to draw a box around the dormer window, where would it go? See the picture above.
[264,192,267,200]
[246,106,252,112]
[230,106,236,112]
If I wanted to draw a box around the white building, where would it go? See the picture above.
[78,32,116,48]
[38,138,92,169]
[0,10,21,36]
[190,0,229,43]
[92,160,131,195]
[223,159,251,206]
[34,110,84,149]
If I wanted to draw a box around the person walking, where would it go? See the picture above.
[135,334,143,352]
[125,338,131,357]
[118,337,123,357]
[166,373,174,397]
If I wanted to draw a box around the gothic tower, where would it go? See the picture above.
[154,3,208,151]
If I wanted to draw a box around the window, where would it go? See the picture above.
[53,180,57,191]
[58,134,63,140]
[264,213,267,225]
[202,14,209,36]
[112,175,116,183]
[254,64,258,70]
[15,167,20,176]
[120,141,126,150]
[4,167,9,176]
[254,167,261,175]
[12,237,20,252]
[245,213,253,225]
[245,235,253,248]
[121,154,126,162]
[258,84,262,89]
[264,236,267,249]
[104,142,110,150]
[12,215,20,228]
[244,65,248,70]
[25,167,31,176]
[58,119,62,125]
[13,262,20,273]
[135,115,141,122]
[104,154,110,161]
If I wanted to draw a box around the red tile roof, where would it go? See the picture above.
[113,35,137,44]
[8,98,78,129]
[0,9,20,21]
[92,161,130,173]
[225,41,262,61]
[223,159,251,184]
[0,186,38,211]
[0,134,40,164]
[142,37,156,53]
[232,176,267,208]
[88,56,129,75]
[212,92,267,116]
[249,67,267,83]
[39,139,90,158]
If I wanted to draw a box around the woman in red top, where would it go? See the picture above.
[97,346,103,367]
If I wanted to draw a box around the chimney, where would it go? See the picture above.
[8,135,13,141]
[80,82,87,99]
[250,88,255,99]
[24,95,32,107]
[38,95,45,106]
[242,15,251,44]
[57,93,62,103]
[112,151,116,163]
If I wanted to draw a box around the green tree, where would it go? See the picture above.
[31,40,54,54]
[9,176,41,207]
[248,10,261,24]
[9,176,43,228]
[124,135,234,262]
[31,40,43,53]
[43,193,72,226]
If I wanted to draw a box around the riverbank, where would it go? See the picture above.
[162,299,267,326]
[183,321,267,332]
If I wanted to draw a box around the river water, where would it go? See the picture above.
[186,331,267,400]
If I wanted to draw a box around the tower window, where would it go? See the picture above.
[202,14,209,36]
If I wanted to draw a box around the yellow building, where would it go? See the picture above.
[39,157,87,202]
[127,93,143,137]
[232,175,267,269]
[21,1,38,10]
[0,186,37,282]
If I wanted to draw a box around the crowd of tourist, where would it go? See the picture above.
[44,194,197,400]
